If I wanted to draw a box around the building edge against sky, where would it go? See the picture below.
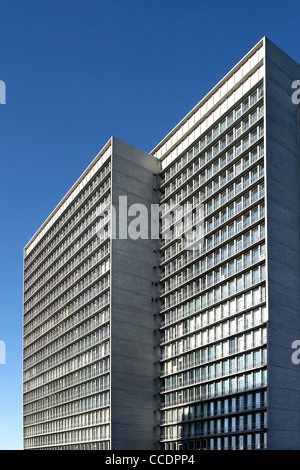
[23,37,300,450]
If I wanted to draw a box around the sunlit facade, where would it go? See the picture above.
[158,79,267,451]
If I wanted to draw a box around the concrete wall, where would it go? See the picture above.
[110,137,161,449]
[265,38,300,449]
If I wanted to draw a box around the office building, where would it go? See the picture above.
[23,138,161,449]
[154,37,300,451]
[23,37,300,450]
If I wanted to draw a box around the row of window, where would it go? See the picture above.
[162,254,265,314]
[24,162,111,273]
[24,390,109,419]
[161,305,266,379]
[162,162,264,252]
[24,306,110,385]
[24,303,110,363]
[161,273,266,332]
[25,181,110,291]
[26,268,110,337]
[24,424,110,448]
[162,391,267,425]
[24,221,105,315]
[24,342,110,405]
[162,347,267,395]
[161,317,267,361]
[24,357,110,411]
[161,368,267,408]
[25,405,110,438]
[24,240,109,334]
[161,209,264,267]
[25,365,110,409]
[25,441,110,450]
[206,182,264,232]
[24,324,110,387]
[162,204,264,264]
[162,220,264,283]
[24,242,110,336]
[25,288,110,358]
[163,265,265,316]
[162,146,264,231]
[163,128,264,211]
[162,411,266,441]
[162,188,264,256]
[25,251,110,329]
[163,432,267,450]
[162,177,264,246]
[162,85,264,186]
[24,225,107,317]
[161,304,266,349]
[24,196,110,304]
[24,285,110,373]
[25,244,110,327]
[163,241,265,296]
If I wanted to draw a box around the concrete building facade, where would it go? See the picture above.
[23,37,300,450]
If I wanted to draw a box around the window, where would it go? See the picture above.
[245,232,251,248]
[228,148,234,162]
[244,212,250,228]
[254,371,261,388]
[224,418,229,433]
[253,248,259,264]
[251,91,258,105]
[221,191,227,205]
[245,272,251,288]
[243,98,249,112]
[231,417,236,432]
[237,237,243,251]
[253,268,260,284]
[236,198,242,212]
[235,105,242,119]
[214,125,220,139]
[253,227,259,243]
[221,137,226,150]
[228,112,234,126]
[221,119,227,133]
[243,135,250,150]
[236,124,242,137]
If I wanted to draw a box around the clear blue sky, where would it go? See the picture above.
[0,0,299,450]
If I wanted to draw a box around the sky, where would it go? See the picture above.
[0,0,300,450]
